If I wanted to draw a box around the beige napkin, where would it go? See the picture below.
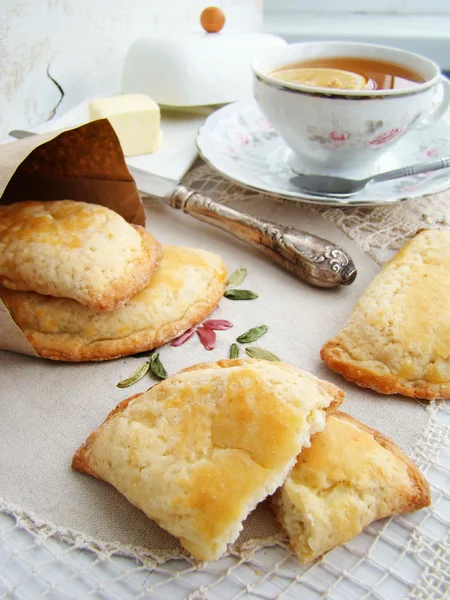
[0,200,428,559]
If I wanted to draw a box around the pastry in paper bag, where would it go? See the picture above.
[0,200,162,311]
[0,246,226,361]
[0,120,146,357]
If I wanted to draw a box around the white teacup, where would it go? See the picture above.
[252,42,450,178]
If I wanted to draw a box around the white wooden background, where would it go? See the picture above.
[0,0,262,138]
[265,0,450,12]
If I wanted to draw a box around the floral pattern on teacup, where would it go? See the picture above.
[307,119,416,150]
[328,130,349,142]
[367,120,384,134]
[307,126,350,149]
[197,101,450,205]
[369,127,404,146]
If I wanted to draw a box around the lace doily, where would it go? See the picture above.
[1,164,449,599]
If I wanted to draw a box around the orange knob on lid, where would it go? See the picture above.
[200,7,226,33]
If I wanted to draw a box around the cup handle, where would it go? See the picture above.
[414,75,450,130]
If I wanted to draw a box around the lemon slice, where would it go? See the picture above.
[272,68,366,91]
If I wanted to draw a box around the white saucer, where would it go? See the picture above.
[197,100,450,206]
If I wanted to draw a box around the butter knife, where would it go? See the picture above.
[9,129,357,287]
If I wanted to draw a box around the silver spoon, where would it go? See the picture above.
[290,156,450,198]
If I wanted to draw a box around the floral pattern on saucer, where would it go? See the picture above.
[197,101,450,206]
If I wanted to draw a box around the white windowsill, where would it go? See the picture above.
[264,13,450,70]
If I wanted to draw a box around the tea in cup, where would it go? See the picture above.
[252,42,450,178]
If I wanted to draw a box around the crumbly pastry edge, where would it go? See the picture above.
[272,410,431,564]
[320,340,450,400]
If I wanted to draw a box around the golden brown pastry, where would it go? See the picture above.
[72,359,344,561]
[321,229,450,399]
[273,412,430,564]
[1,245,226,361]
[0,200,161,311]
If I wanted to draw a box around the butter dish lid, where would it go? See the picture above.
[121,32,286,107]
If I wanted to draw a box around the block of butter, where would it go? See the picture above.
[88,94,163,156]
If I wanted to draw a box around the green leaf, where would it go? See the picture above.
[236,325,268,344]
[223,289,258,300]
[117,361,150,388]
[229,343,240,359]
[131,349,155,358]
[149,353,168,380]
[226,268,247,288]
[245,347,280,362]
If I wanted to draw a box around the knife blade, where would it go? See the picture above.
[9,129,356,287]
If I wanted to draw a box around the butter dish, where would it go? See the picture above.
[121,33,286,107]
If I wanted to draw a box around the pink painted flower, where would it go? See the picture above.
[426,148,438,157]
[257,116,274,132]
[235,132,250,146]
[401,184,421,193]
[369,128,403,146]
[329,130,348,141]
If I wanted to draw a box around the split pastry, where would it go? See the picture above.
[1,245,226,361]
[273,412,430,564]
[0,200,161,311]
[321,229,450,399]
[72,359,344,560]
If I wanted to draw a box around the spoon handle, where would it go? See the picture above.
[372,156,450,184]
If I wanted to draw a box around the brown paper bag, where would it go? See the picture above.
[0,120,146,358]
